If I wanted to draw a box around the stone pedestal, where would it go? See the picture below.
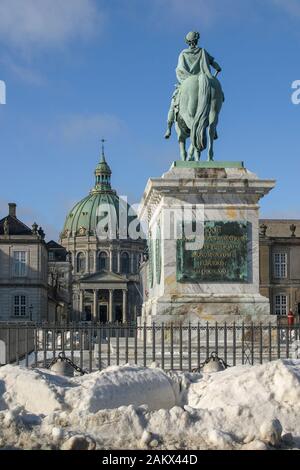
[138,161,276,325]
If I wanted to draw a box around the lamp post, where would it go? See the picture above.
[29,304,33,322]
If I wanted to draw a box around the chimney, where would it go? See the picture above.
[8,203,16,218]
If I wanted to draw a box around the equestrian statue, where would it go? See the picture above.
[165,31,224,162]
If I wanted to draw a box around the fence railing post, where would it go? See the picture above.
[25,326,29,368]
[143,322,147,367]
[206,322,209,360]
[197,323,201,370]
[6,327,10,364]
[152,323,156,363]
[170,323,174,371]
[188,322,192,372]
[88,326,93,373]
[251,322,254,365]
[224,321,227,365]
[215,322,218,356]
[161,323,165,370]
[34,327,38,367]
[269,322,272,362]
[259,323,263,364]
[286,325,289,358]
[125,324,129,364]
[43,327,47,367]
[15,327,19,366]
[98,325,102,370]
[179,324,183,371]
[241,322,245,365]
[233,322,236,366]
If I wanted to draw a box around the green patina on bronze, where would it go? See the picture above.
[177,221,249,283]
[165,31,224,162]
[172,161,244,169]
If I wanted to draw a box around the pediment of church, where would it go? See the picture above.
[78,270,128,285]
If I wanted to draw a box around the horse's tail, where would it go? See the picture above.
[191,74,211,151]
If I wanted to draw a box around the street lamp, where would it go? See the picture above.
[29,304,33,321]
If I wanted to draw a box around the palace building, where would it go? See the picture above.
[60,148,145,323]
[259,219,300,317]
[0,203,48,322]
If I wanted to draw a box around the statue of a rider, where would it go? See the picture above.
[165,31,221,139]
[164,31,224,162]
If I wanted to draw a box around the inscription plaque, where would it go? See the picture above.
[177,221,249,283]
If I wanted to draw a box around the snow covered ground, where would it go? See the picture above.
[0,359,299,450]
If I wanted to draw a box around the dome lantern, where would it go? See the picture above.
[93,139,112,193]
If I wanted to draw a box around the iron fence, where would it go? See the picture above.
[0,321,299,372]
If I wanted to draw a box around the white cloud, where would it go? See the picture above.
[60,113,125,142]
[0,0,104,51]
[1,56,45,85]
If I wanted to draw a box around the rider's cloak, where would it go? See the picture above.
[176,48,214,84]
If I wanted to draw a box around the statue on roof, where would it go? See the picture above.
[3,218,9,235]
[164,31,224,162]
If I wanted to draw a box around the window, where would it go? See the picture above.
[49,252,54,261]
[121,252,130,274]
[13,251,26,276]
[98,252,108,271]
[77,252,86,273]
[273,253,287,279]
[14,295,26,316]
[275,294,288,315]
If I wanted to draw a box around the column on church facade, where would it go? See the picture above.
[122,289,127,323]
[109,250,113,272]
[109,289,114,322]
[79,290,84,316]
[130,251,134,274]
[117,250,121,273]
[94,250,97,272]
[93,289,98,321]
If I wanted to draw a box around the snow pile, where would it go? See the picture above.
[0,360,299,450]
[186,359,300,448]
[0,365,66,414]
[64,365,178,412]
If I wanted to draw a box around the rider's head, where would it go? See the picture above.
[185,31,200,48]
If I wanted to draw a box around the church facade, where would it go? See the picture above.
[60,149,145,323]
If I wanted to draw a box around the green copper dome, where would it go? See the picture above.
[61,149,135,239]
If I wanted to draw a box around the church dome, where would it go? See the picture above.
[61,146,136,240]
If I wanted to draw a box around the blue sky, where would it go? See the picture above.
[0,0,299,240]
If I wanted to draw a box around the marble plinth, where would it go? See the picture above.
[138,161,276,325]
